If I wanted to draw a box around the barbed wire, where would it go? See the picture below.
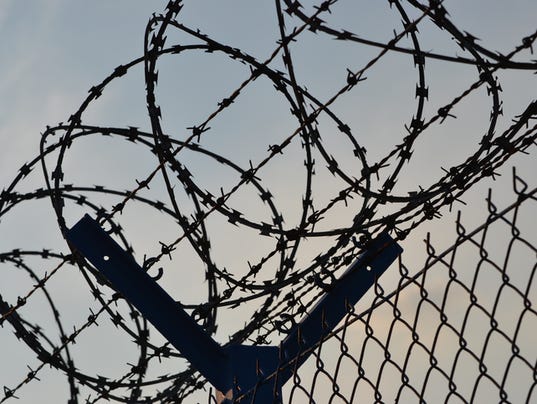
[1,0,536,402]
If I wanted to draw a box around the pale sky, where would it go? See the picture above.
[0,1,536,403]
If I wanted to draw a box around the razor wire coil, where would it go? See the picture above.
[0,0,536,402]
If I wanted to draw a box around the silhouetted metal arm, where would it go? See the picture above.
[66,214,231,392]
[278,232,403,383]
[67,214,402,403]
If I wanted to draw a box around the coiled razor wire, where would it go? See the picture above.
[0,0,536,402]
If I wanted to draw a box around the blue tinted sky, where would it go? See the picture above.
[0,1,536,402]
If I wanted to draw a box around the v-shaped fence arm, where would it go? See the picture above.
[66,214,402,403]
